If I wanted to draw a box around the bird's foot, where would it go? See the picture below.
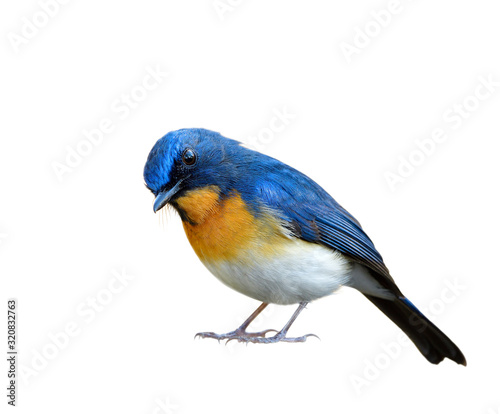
[195,329,319,344]
[226,331,319,344]
[195,302,318,344]
[195,328,277,343]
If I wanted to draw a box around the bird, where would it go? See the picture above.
[143,128,466,365]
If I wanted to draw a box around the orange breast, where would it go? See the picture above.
[175,187,285,262]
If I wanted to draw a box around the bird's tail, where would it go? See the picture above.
[363,294,467,365]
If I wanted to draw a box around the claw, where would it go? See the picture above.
[225,337,238,345]
[194,332,219,340]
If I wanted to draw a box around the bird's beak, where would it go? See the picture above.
[153,179,184,213]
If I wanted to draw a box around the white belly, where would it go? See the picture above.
[202,238,352,305]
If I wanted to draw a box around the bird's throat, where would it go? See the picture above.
[173,185,221,225]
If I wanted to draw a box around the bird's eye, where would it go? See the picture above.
[182,148,197,166]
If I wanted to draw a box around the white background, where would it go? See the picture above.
[1,1,499,413]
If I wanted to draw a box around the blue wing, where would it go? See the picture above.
[245,158,393,282]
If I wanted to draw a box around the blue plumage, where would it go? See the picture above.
[145,128,388,276]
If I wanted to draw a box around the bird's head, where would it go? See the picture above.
[143,128,245,214]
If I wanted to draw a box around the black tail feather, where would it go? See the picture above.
[364,294,467,365]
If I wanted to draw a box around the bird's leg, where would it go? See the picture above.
[273,301,315,341]
[197,302,319,344]
[227,302,319,344]
[195,302,277,342]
